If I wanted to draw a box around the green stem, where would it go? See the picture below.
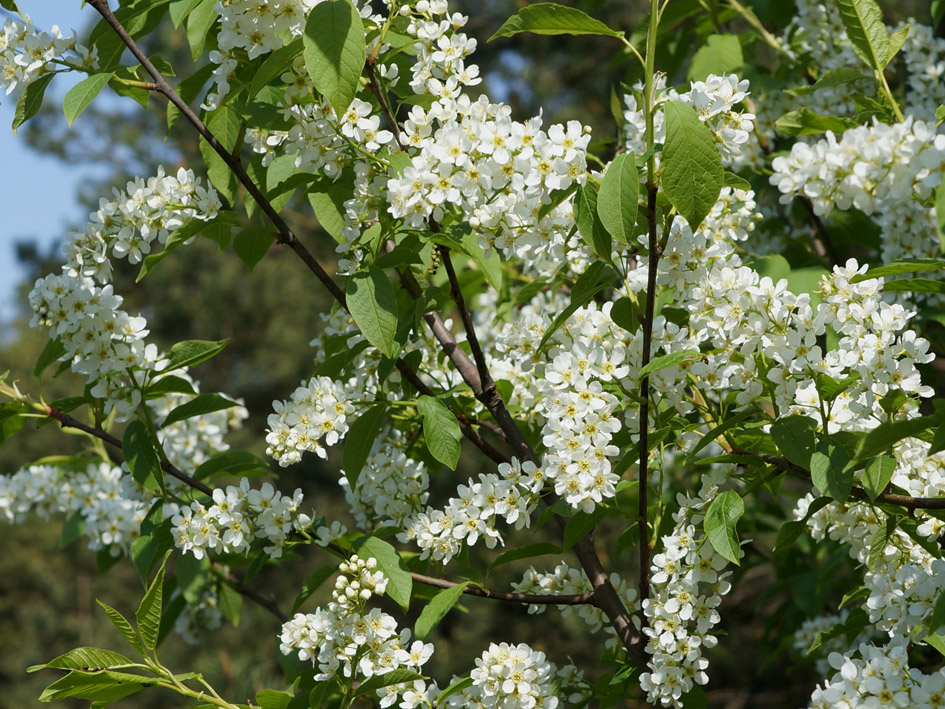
[876,69,905,122]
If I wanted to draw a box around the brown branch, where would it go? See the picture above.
[365,59,402,146]
[213,563,288,622]
[46,406,213,496]
[410,572,595,606]
[420,243,642,660]
[759,453,945,509]
[636,181,660,625]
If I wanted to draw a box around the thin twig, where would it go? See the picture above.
[213,563,288,622]
[410,572,595,606]
[365,59,402,146]
[46,406,213,496]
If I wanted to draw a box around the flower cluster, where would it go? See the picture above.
[280,555,435,705]
[406,0,480,98]
[444,642,561,709]
[638,468,735,707]
[399,458,543,563]
[0,463,149,554]
[387,94,592,273]
[27,167,221,418]
[809,641,945,708]
[513,562,639,636]
[339,426,430,530]
[265,375,355,466]
[770,118,945,218]
[172,479,313,559]
[28,271,158,419]
[0,18,90,98]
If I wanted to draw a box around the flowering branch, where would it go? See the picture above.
[758,453,945,510]
[45,405,214,496]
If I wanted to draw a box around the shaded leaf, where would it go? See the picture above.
[661,101,723,230]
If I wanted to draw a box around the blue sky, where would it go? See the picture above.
[0,3,99,326]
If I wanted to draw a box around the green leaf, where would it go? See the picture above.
[39,671,149,702]
[218,580,243,627]
[597,153,639,245]
[60,511,84,548]
[489,3,623,41]
[161,393,241,428]
[34,336,66,377]
[723,171,751,191]
[638,350,701,380]
[186,0,218,60]
[0,0,20,13]
[144,375,197,399]
[303,0,365,117]
[346,266,399,358]
[688,34,743,82]
[835,0,890,71]
[538,261,610,350]
[775,108,858,137]
[928,594,945,635]
[96,601,144,655]
[123,421,165,494]
[33,647,136,673]
[164,338,229,372]
[12,72,54,131]
[292,564,339,612]
[200,105,242,202]
[417,395,462,469]
[355,536,413,611]
[63,73,113,126]
[488,542,562,572]
[249,38,303,98]
[770,416,817,469]
[574,184,612,260]
[169,0,204,27]
[456,227,503,292]
[194,450,270,481]
[436,676,474,705]
[233,228,273,270]
[810,441,853,502]
[934,0,945,27]
[414,582,470,640]
[862,455,896,501]
[610,296,639,334]
[132,505,172,582]
[784,67,869,96]
[256,689,293,709]
[685,409,755,466]
[661,101,723,230]
[703,490,744,565]
[352,669,426,698]
[342,404,387,491]
[886,25,910,66]
[855,414,943,461]
[881,278,945,294]
[136,552,170,650]
[852,258,945,282]
[563,508,607,549]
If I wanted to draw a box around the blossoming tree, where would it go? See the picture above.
[2,0,945,705]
